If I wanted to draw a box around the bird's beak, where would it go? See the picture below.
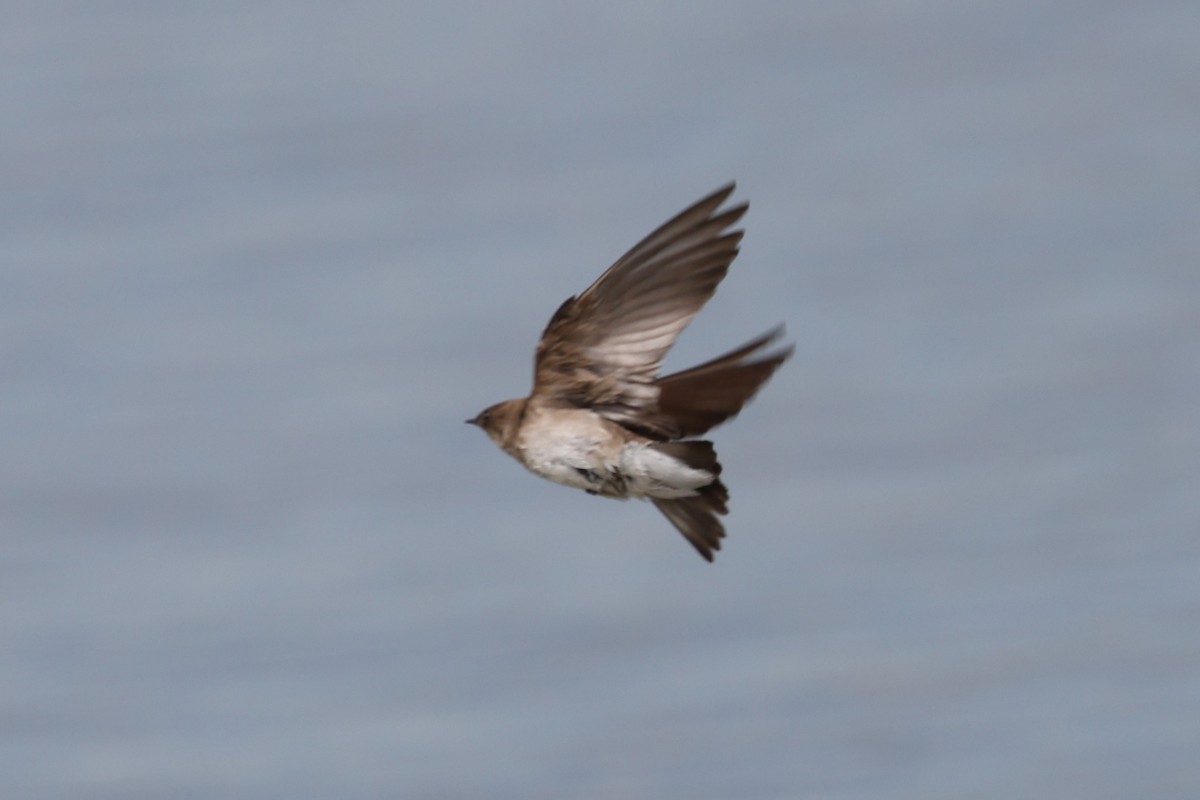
[465,417,479,426]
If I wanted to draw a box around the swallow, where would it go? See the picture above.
[467,183,792,561]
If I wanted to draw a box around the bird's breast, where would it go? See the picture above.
[513,406,627,494]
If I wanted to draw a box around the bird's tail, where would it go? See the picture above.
[649,440,729,562]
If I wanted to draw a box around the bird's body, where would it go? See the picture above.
[502,399,716,500]
[468,183,791,561]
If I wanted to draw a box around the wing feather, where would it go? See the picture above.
[533,184,747,427]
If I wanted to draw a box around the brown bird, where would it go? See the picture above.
[467,183,792,561]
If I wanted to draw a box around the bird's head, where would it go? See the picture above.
[465,399,525,449]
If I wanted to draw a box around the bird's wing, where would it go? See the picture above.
[532,183,746,435]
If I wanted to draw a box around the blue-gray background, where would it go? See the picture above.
[4,3,1197,798]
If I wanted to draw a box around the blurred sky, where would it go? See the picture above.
[3,2,1198,798]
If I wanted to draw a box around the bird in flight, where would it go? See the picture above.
[467,183,791,561]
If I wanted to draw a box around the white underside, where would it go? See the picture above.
[513,406,712,499]
[523,438,711,499]
[618,443,713,498]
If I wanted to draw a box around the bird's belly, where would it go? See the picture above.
[515,410,623,493]
[521,436,617,492]
[514,409,713,499]
[521,439,712,500]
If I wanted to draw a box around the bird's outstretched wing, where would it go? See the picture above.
[532,183,748,435]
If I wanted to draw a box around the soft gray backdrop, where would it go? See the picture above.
[4,2,1197,798]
